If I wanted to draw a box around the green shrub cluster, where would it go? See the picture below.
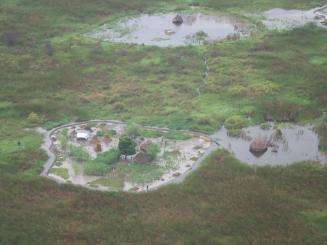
[68,145,90,161]
[84,161,109,176]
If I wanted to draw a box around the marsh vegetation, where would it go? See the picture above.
[0,0,326,243]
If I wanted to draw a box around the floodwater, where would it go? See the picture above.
[212,124,326,166]
[263,6,327,30]
[90,13,249,47]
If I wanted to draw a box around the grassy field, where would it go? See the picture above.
[1,150,327,244]
[0,0,327,243]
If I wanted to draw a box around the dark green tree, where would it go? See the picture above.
[118,136,136,156]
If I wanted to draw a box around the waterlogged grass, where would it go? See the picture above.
[49,167,69,180]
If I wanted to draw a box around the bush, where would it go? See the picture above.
[95,149,120,165]
[125,122,141,138]
[96,130,105,137]
[68,145,90,161]
[84,161,109,176]
[225,115,248,137]
[118,136,136,156]
[146,143,160,160]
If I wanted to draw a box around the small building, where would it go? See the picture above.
[76,131,90,141]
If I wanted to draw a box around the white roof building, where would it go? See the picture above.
[76,131,89,140]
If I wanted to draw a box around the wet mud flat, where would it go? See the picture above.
[89,12,250,47]
[213,124,326,166]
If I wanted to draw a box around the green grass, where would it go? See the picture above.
[49,167,69,180]
[84,161,109,176]
[116,162,164,184]
[89,177,124,191]
[68,144,90,161]
[1,150,326,243]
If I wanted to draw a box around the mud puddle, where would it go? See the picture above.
[212,124,326,166]
[90,12,249,47]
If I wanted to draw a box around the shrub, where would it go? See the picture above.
[95,149,120,165]
[108,129,117,136]
[118,136,136,156]
[84,161,109,176]
[225,115,248,137]
[68,145,90,161]
[146,143,160,160]
[96,130,105,137]
[125,122,141,138]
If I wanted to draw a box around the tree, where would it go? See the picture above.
[118,136,136,156]
[125,122,141,138]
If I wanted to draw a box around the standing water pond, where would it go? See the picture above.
[90,12,249,47]
[213,124,326,166]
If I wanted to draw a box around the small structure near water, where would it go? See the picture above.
[249,137,268,156]
[172,14,183,25]
[213,124,326,166]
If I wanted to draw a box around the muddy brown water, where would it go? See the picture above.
[212,124,326,166]
[90,13,249,47]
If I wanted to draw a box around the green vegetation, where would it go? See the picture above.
[49,167,69,180]
[225,115,249,136]
[164,130,192,140]
[125,122,141,138]
[145,142,160,160]
[94,148,120,165]
[315,115,327,153]
[140,129,163,138]
[83,149,120,176]
[68,144,90,161]
[84,161,109,176]
[58,129,69,150]
[89,177,124,190]
[0,0,326,243]
[1,150,327,243]
[118,136,137,156]
[116,162,164,184]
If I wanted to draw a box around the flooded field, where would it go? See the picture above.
[262,6,327,30]
[213,124,326,166]
[90,12,249,47]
